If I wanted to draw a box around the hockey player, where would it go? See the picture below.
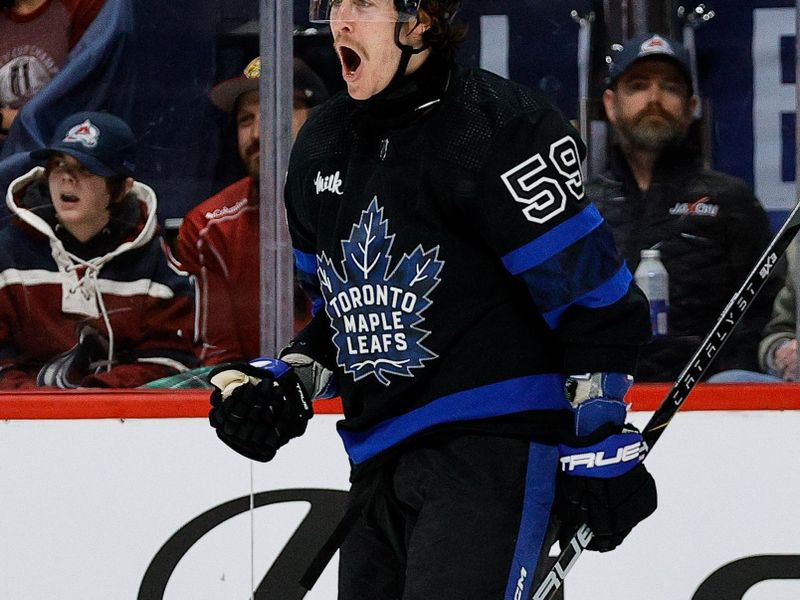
[208,2,657,598]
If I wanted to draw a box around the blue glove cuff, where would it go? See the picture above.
[558,431,645,478]
[567,372,633,437]
[574,397,627,436]
[566,372,633,403]
[248,357,291,379]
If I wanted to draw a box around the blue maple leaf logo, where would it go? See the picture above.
[318,198,443,385]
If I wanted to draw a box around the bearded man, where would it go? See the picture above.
[588,33,776,382]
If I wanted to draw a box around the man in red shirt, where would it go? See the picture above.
[177,57,328,364]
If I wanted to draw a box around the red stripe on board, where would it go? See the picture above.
[0,384,799,420]
[628,383,800,411]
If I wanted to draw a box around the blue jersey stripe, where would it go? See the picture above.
[542,264,633,328]
[503,442,558,600]
[338,374,568,464]
[517,223,623,313]
[293,249,318,275]
[501,204,604,275]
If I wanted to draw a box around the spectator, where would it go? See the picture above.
[0,111,197,388]
[177,56,329,365]
[0,0,106,143]
[587,33,776,382]
[755,239,800,381]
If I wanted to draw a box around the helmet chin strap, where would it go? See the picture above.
[384,20,429,93]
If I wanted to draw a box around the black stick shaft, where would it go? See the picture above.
[531,200,800,600]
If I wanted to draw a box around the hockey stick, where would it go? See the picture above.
[531,200,800,600]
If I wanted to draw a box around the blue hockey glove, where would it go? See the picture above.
[208,358,313,462]
[557,373,657,552]
[565,372,631,439]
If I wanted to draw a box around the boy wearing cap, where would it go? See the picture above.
[587,33,775,382]
[177,57,328,365]
[0,111,198,388]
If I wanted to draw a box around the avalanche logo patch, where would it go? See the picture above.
[63,119,100,148]
[318,198,443,386]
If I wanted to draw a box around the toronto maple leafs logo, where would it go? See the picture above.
[318,198,443,386]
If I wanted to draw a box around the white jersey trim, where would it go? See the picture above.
[0,268,176,299]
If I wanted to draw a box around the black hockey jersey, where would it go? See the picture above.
[285,58,650,467]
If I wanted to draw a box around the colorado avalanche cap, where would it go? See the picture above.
[209,56,329,112]
[30,111,136,177]
[607,33,693,91]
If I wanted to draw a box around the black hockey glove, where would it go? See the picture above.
[208,358,313,462]
[556,373,657,552]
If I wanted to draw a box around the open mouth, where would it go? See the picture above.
[60,193,80,204]
[338,46,363,78]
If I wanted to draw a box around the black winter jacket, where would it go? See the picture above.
[586,141,777,381]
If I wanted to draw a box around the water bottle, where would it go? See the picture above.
[634,249,669,337]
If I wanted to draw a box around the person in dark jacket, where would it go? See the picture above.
[587,33,776,382]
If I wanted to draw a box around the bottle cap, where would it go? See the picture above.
[641,249,661,259]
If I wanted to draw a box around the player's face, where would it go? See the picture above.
[603,58,698,151]
[47,154,114,241]
[236,90,261,181]
[330,0,427,99]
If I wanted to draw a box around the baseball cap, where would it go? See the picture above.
[607,33,693,91]
[209,56,329,112]
[30,111,136,177]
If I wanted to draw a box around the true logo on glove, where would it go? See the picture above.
[560,440,643,473]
